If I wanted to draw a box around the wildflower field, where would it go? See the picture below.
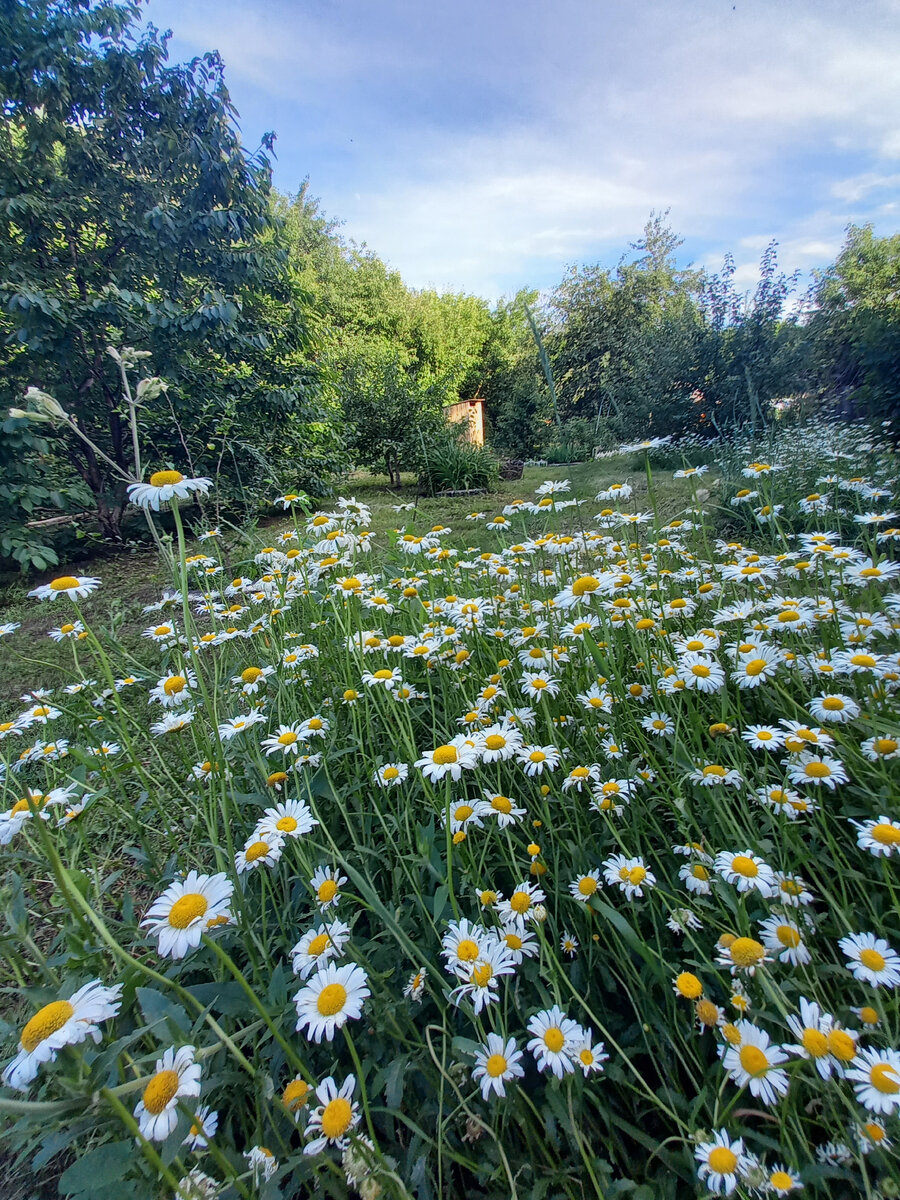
[2,421,900,1200]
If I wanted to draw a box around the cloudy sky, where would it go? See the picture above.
[144,0,900,300]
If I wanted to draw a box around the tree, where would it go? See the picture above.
[699,242,803,430]
[546,214,706,439]
[808,225,900,424]
[0,0,328,542]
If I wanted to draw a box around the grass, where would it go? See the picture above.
[0,460,692,707]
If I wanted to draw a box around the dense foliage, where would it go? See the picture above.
[0,0,329,549]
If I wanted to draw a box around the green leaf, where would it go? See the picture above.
[58,1141,134,1195]
[136,986,190,1035]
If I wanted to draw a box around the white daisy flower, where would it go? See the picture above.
[694,1129,748,1196]
[310,866,348,909]
[808,693,860,724]
[497,882,546,930]
[290,920,351,979]
[569,869,602,902]
[602,853,655,899]
[244,1144,278,1182]
[784,752,848,790]
[182,1105,218,1151]
[303,1074,359,1155]
[471,1033,525,1099]
[759,914,812,966]
[294,962,370,1043]
[256,799,318,841]
[2,979,122,1091]
[851,816,900,857]
[415,736,479,782]
[714,850,776,897]
[481,792,526,827]
[847,1048,900,1115]
[839,932,900,988]
[28,575,101,602]
[721,1021,790,1105]
[133,1045,201,1141]
[373,762,409,788]
[128,470,212,510]
[516,743,561,776]
[141,871,233,959]
[235,833,284,874]
[526,1006,581,1078]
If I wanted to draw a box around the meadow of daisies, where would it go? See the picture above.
[1,420,899,1200]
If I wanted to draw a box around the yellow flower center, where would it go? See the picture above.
[801,1028,827,1057]
[872,823,900,845]
[851,653,877,667]
[316,983,347,1017]
[168,893,209,929]
[744,658,768,676]
[163,675,186,696]
[278,731,298,745]
[242,667,263,683]
[707,1147,737,1175]
[675,972,703,999]
[827,1029,856,1062]
[454,804,474,822]
[50,576,81,591]
[804,761,831,778]
[696,999,720,1026]
[486,1052,508,1077]
[491,796,512,813]
[484,735,506,750]
[472,963,493,987]
[543,1027,565,1053]
[382,766,399,781]
[317,880,338,903]
[456,939,480,962]
[627,866,646,885]
[776,924,800,947]
[873,738,898,755]
[529,750,546,763]
[572,575,599,596]
[276,816,298,833]
[860,948,886,972]
[245,840,270,864]
[149,470,184,487]
[731,855,758,878]
[822,696,844,710]
[320,1096,353,1139]
[739,1045,769,1077]
[142,1068,180,1115]
[20,1000,74,1052]
[730,937,765,967]
[578,876,598,896]
[510,890,531,914]
[692,865,710,880]
[432,745,458,765]
[870,1063,900,1094]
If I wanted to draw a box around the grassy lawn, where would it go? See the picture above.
[0,457,704,707]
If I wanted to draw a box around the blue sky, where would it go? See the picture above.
[144,0,900,301]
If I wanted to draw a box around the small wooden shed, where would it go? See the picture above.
[444,397,485,446]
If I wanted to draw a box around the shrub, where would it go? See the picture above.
[417,432,500,493]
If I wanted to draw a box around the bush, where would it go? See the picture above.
[417,432,500,493]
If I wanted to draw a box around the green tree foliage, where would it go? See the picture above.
[0,0,330,546]
[808,224,900,423]
[545,214,809,444]
[547,214,708,439]
[699,242,803,430]
[278,185,506,480]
